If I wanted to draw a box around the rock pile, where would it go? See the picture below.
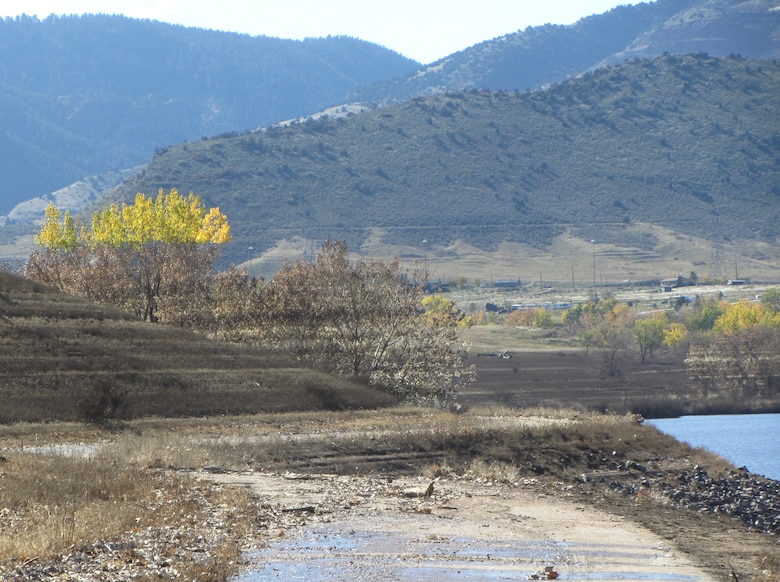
[605,465,780,535]
[658,466,780,535]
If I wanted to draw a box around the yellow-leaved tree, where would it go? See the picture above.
[713,301,780,334]
[686,300,780,400]
[35,204,79,251]
[27,189,231,323]
[90,190,230,248]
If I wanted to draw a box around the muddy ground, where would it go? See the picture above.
[2,349,777,581]
[462,348,691,412]
[189,411,778,582]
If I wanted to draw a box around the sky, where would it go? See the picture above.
[0,1,651,64]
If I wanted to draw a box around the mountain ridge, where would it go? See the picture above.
[0,14,419,214]
[105,53,780,281]
[3,0,779,219]
[3,0,780,282]
[351,0,780,104]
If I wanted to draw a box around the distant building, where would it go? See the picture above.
[660,275,694,293]
[494,280,521,288]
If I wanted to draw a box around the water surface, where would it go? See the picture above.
[648,413,779,480]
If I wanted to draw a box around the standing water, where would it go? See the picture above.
[648,413,780,481]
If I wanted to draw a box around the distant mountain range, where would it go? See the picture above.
[105,53,780,280]
[0,14,418,215]
[352,0,780,102]
[2,0,779,281]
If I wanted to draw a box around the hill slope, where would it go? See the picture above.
[4,0,778,222]
[354,0,780,103]
[0,14,419,215]
[0,271,393,423]
[106,54,780,280]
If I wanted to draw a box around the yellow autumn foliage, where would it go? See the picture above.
[35,204,78,251]
[37,189,230,251]
[663,322,688,347]
[90,189,231,248]
[713,301,780,334]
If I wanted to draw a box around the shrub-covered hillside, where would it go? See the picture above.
[107,54,780,271]
[0,271,394,423]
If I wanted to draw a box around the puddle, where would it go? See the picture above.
[235,525,704,581]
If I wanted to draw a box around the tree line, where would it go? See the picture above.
[27,192,474,408]
[555,292,780,403]
[25,190,779,410]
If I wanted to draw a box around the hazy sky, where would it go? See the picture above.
[1,1,650,63]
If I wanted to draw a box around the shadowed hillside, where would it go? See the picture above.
[0,14,419,214]
[105,54,780,279]
[354,0,780,103]
[0,271,394,423]
[3,0,778,224]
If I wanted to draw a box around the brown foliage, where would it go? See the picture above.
[26,242,218,324]
[686,327,780,399]
[220,240,476,407]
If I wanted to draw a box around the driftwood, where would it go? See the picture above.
[401,482,434,498]
[281,506,316,513]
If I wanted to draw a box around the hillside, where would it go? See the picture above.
[354,0,780,103]
[0,270,393,423]
[3,0,778,225]
[0,14,419,215]
[603,0,780,64]
[106,54,780,281]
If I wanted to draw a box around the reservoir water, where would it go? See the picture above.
[648,413,780,481]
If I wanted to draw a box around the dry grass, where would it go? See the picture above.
[0,453,157,560]
[40,406,730,482]
[0,443,262,578]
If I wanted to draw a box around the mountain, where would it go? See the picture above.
[105,54,780,281]
[603,0,780,64]
[2,166,144,226]
[3,0,777,219]
[0,14,419,215]
[353,0,780,103]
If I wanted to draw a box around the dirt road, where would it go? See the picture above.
[202,471,715,581]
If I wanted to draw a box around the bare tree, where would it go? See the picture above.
[253,240,475,407]
[593,323,632,377]
[686,327,780,399]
